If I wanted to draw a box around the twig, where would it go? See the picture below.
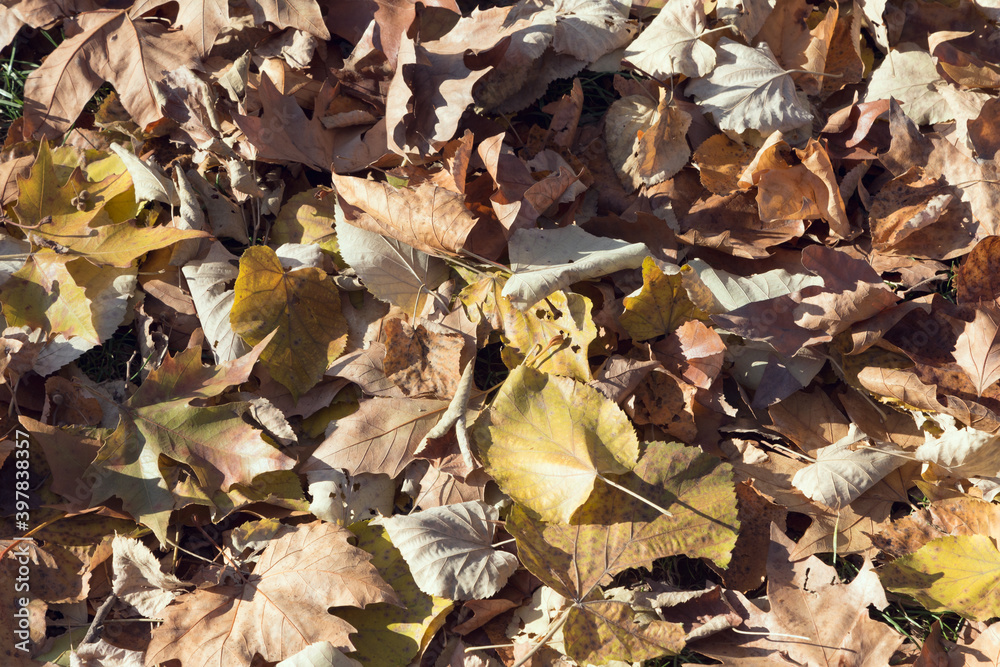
[81,593,118,644]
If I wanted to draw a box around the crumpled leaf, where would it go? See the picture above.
[335,215,448,317]
[274,642,360,667]
[380,500,519,600]
[108,143,179,206]
[605,89,692,192]
[181,242,249,363]
[474,365,639,523]
[686,37,813,135]
[231,245,348,400]
[111,534,187,617]
[624,0,716,79]
[621,257,708,342]
[146,522,399,666]
[502,226,649,310]
[791,424,905,509]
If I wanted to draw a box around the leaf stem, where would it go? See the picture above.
[597,474,673,517]
[510,605,571,667]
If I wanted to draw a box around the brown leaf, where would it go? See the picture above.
[146,522,399,666]
[954,305,1000,397]
[332,173,479,256]
[382,317,466,398]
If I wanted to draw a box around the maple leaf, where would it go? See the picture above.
[131,0,229,58]
[146,522,399,666]
[381,501,519,600]
[333,521,454,667]
[22,8,197,138]
[692,525,905,665]
[686,37,813,135]
[230,245,348,400]
[87,343,296,545]
[475,365,639,523]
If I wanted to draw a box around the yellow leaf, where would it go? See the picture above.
[475,365,639,523]
[881,534,1000,621]
[621,257,708,342]
[231,245,347,400]
[500,288,597,382]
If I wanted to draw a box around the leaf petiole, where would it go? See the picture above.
[597,473,673,517]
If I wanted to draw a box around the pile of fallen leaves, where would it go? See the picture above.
[5,0,1000,664]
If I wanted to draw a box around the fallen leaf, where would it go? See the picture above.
[146,522,399,666]
[954,304,1000,397]
[475,365,639,523]
[621,257,708,342]
[686,38,813,135]
[231,245,348,400]
[381,501,519,600]
[624,0,716,79]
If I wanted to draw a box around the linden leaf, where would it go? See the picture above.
[381,501,519,600]
[231,245,348,400]
[146,522,398,667]
[502,226,648,310]
[621,257,708,342]
[505,443,738,663]
[624,0,716,79]
[605,90,692,192]
[686,37,813,135]
[500,287,598,382]
[881,535,1000,621]
[333,522,454,667]
[474,365,639,523]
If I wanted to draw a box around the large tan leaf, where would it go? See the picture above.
[954,305,1000,397]
[23,9,196,138]
[245,0,330,39]
[605,90,692,192]
[332,173,479,256]
[624,0,716,79]
[231,245,348,400]
[475,365,639,523]
[131,0,229,57]
[303,397,449,478]
[686,37,813,135]
[146,522,399,666]
[380,501,519,600]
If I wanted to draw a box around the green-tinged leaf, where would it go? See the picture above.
[502,226,648,310]
[881,534,1000,621]
[500,288,598,381]
[1,252,135,346]
[231,245,348,400]
[334,521,454,667]
[271,188,338,247]
[508,441,739,599]
[620,257,708,341]
[565,599,686,665]
[475,365,639,523]
[87,344,295,545]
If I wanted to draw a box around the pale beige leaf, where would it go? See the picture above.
[686,38,813,135]
[381,501,519,600]
[109,143,179,206]
[954,305,1000,397]
[624,0,716,79]
[275,642,361,667]
[502,226,648,310]
[111,534,187,617]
